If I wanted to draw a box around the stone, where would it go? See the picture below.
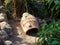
[0,13,6,22]
[0,40,5,45]
[0,21,12,29]
[0,17,5,22]
[0,30,8,40]
[0,21,13,36]
[5,40,13,45]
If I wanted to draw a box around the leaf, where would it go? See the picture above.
[47,0,50,3]
[4,0,11,5]
[38,20,60,45]
[55,5,60,10]
[48,0,54,9]
[54,0,60,5]
[55,10,60,14]
[52,40,60,45]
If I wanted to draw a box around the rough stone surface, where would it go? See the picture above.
[0,13,6,22]
[0,21,13,37]
[5,40,13,45]
[0,30,8,40]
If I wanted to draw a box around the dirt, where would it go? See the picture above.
[8,20,37,45]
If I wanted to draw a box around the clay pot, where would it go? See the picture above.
[20,12,39,34]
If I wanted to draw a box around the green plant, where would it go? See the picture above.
[4,0,27,19]
[4,0,13,19]
[4,0,60,19]
[4,0,48,19]
[26,0,47,18]
[44,0,60,19]
[37,20,60,45]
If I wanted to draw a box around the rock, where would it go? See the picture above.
[0,21,12,29]
[0,17,5,22]
[5,40,13,45]
[0,21,13,36]
[0,40,5,45]
[0,13,6,22]
[37,17,45,28]
[21,44,26,45]
[0,6,6,13]
[0,13,6,17]
[0,30,8,40]
[0,6,4,9]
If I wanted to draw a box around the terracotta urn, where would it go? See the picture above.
[20,12,39,34]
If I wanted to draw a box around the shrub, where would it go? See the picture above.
[37,20,60,45]
[44,0,60,19]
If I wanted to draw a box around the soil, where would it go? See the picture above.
[8,20,37,45]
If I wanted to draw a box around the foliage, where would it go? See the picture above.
[1,0,60,45]
[4,0,47,19]
[44,0,60,19]
[37,20,60,45]
[4,0,13,19]
[26,0,60,19]
[4,0,28,19]
[3,0,60,19]
[26,0,47,18]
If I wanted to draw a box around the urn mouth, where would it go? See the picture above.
[26,28,38,36]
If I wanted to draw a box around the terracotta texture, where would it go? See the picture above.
[20,12,39,34]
